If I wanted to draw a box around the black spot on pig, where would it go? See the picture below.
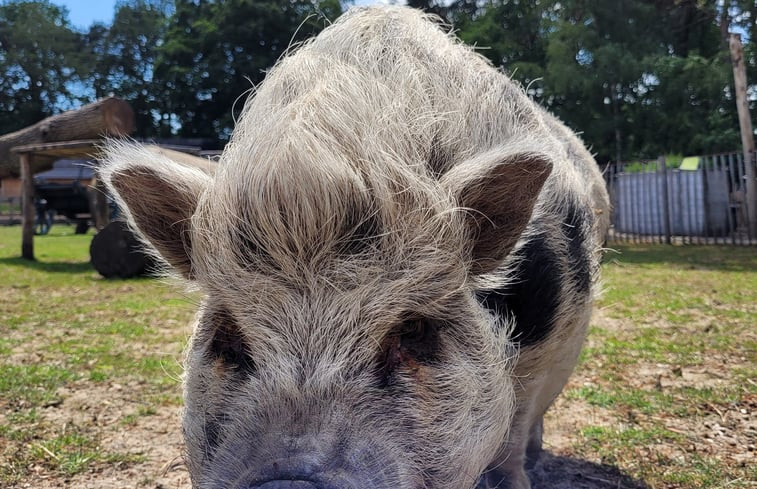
[476,233,561,347]
[562,202,592,295]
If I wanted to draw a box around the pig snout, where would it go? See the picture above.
[207,428,405,489]
[245,469,386,489]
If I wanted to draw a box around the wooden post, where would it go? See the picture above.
[88,177,110,231]
[730,33,757,238]
[19,153,35,260]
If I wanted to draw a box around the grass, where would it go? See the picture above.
[562,243,757,488]
[0,225,194,485]
[0,226,755,487]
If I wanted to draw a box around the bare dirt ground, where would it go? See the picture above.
[14,380,189,489]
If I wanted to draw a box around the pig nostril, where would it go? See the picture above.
[252,480,320,489]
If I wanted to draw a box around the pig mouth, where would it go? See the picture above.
[245,479,325,489]
[235,475,403,489]
[212,454,415,489]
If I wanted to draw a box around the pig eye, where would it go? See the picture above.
[395,318,442,363]
[205,310,256,374]
[376,317,443,388]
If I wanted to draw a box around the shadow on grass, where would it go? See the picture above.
[0,256,93,274]
[476,451,648,489]
[528,451,649,489]
[603,244,756,272]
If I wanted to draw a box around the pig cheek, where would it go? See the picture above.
[183,355,241,458]
[400,358,434,397]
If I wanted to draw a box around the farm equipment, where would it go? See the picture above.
[33,159,96,235]
[3,98,218,275]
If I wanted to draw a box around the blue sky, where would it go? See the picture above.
[54,0,393,30]
[54,0,118,29]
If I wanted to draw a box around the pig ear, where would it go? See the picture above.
[442,149,552,275]
[100,142,212,278]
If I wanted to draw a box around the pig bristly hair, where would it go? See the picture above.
[101,6,609,489]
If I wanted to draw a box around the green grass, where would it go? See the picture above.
[0,225,193,484]
[1,227,755,487]
[570,244,757,487]
[595,245,756,372]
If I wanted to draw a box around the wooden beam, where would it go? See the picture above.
[19,153,35,260]
[0,97,134,178]
[10,139,101,158]
[730,33,757,238]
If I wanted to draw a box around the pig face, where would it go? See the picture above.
[102,141,551,488]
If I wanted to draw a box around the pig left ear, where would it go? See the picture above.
[442,149,552,275]
[100,142,212,279]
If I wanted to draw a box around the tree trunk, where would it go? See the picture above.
[0,97,134,178]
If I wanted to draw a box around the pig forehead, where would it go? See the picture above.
[191,197,466,290]
[200,257,470,323]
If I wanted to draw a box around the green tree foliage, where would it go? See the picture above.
[155,0,341,139]
[451,0,550,97]
[544,1,670,162]
[0,1,84,135]
[85,0,172,138]
[0,0,753,164]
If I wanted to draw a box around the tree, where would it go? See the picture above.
[541,0,743,162]
[451,0,552,100]
[154,0,341,140]
[0,1,85,135]
[85,0,172,138]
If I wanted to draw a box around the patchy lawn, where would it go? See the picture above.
[0,226,754,488]
[0,225,195,488]
[541,244,756,488]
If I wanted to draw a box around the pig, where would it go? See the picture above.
[101,6,609,489]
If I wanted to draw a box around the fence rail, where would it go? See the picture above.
[0,197,21,225]
[603,151,756,245]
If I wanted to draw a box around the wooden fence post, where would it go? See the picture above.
[19,153,35,260]
[730,34,757,239]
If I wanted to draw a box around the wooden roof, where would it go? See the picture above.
[9,141,216,175]
[10,139,102,159]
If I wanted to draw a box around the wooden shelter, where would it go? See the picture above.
[3,98,217,263]
[12,140,105,259]
[11,139,216,263]
[0,97,135,178]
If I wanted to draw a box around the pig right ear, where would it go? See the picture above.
[100,143,211,279]
[441,148,552,275]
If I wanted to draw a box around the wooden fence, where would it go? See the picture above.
[0,197,21,225]
[603,152,756,245]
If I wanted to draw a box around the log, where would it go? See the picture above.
[0,97,134,178]
[90,220,156,278]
